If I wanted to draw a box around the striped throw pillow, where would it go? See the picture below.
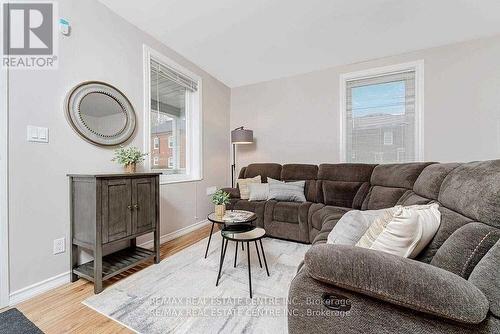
[237,175,261,199]
[267,178,306,202]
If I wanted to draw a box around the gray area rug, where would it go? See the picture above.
[84,232,309,334]
[0,308,43,334]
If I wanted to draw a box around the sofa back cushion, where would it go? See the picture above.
[417,160,500,264]
[242,163,282,183]
[438,160,500,228]
[362,162,433,210]
[281,164,318,202]
[317,164,375,208]
[413,163,460,200]
[430,222,500,278]
[469,239,500,318]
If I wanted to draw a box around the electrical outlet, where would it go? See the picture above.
[53,238,65,255]
[206,186,217,196]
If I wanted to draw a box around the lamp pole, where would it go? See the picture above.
[230,126,253,188]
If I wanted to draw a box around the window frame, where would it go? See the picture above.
[143,45,203,184]
[339,61,424,163]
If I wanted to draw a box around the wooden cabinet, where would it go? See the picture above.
[68,173,161,293]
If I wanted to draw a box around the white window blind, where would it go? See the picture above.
[345,70,417,163]
[151,59,198,92]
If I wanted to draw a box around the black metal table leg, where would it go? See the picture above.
[259,239,270,277]
[247,241,252,298]
[234,241,238,267]
[204,222,215,258]
[216,237,228,286]
[254,240,262,268]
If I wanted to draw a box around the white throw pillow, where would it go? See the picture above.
[248,183,269,201]
[237,175,261,200]
[326,206,401,245]
[267,177,306,202]
[356,203,441,258]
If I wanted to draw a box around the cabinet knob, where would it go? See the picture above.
[133,204,139,210]
[127,205,133,210]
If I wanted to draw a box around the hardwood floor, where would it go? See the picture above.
[5,224,217,334]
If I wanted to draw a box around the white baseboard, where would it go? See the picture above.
[7,220,210,306]
[140,219,211,249]
[9,271,70,306]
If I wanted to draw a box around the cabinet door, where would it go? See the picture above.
[101,179,132,243]
[131,177,156,234]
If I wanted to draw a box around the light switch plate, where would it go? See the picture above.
[53,237,65,255]
[206,186,217,196]
[27,125,38,140]
[27,125,49,143]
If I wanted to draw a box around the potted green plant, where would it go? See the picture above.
[212,190,230,218]
[112,146,148,173]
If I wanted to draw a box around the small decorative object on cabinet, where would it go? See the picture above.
[111,146,148,174]
[68,172,161,293]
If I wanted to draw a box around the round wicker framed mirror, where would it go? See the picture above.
[65,81,136,146]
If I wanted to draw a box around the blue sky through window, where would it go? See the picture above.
[351,81,405,117]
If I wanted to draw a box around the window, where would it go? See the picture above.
[144,46,202,183]
[341,62,423,163]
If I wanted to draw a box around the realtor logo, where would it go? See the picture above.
[2,1,58,68]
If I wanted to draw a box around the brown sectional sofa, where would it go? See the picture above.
[224,160,500,334]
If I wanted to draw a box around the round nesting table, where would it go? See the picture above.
[216,225,269,298]
[205,210,257,258]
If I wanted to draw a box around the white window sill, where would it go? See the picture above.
[159,174,203,185]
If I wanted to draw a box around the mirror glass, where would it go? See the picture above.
[79,93,127,137]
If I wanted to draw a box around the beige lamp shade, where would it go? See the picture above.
[231,128,253,144]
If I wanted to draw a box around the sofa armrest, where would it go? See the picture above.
[305,244,489,324]
[220,187,240,199]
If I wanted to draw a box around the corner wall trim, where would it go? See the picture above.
[140,219,210,249]
[9,271,71,306]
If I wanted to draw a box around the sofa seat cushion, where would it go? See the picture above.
[263,200,312,243]
[310,206,351,231]
[273,202,302,224]
[310,206,352,245]
[430,222,500,278]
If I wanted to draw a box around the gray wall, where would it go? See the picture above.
[231,35,500,169]
[8,0,230,292]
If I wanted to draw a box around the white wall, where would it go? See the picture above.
[231,35,500,168]
[8,0,230,293]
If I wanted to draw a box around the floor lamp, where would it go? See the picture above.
[231,127,253,187]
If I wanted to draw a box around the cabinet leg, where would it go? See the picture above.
[94,247,103,294]
[94,280,103,294]
[154,229,161,264]
[71,244,78,282]
[130,238,136,248]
